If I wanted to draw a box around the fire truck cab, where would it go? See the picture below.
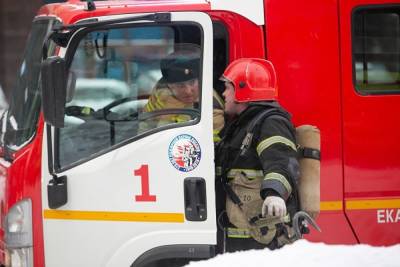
[1,0,400,266]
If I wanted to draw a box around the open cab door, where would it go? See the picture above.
[41,11,216,266]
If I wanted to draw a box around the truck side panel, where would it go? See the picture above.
[265,0,358,243]
[340,0,400,245]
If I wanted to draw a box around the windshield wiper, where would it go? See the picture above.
[50,13,171,47]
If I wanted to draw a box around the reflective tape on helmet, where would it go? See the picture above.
[227,169,264,180]
[256,136,297,156]
[226,227,252,238]
[264,172,292,196]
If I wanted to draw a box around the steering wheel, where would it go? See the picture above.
[101,96,153,121]
[103,95,199,122]
[65,105,96,122]
[137,108,200,121]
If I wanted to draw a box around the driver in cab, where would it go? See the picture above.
[141,47,224,141]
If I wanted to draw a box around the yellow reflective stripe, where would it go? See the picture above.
[174,115,190,123]
[320,201,343,211]
[154,94,165,109]
[213,129,221,142]
[216,166,222,176]
[226,228,251,238]
[153,101,163,110]
[346,199,400,210]
[146,100,156,112]
[256,136,297,155]
[319,199,400,211]
[264,172,292,195]
[81,106,92,115]
[44,210,184,223]
[227,169,264,180]
[145,93,164,111]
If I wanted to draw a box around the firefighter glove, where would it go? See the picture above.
[262,196,286,217]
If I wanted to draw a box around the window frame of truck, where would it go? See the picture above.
[54,22,204,171]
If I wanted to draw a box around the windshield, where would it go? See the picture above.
[3,18,57,150]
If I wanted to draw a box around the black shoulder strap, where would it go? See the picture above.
[245,109,320,161]
[221,108,289,207]
[240,108,289,156]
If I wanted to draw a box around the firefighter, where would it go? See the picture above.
[141,46,224,139]
[216,58,300,252]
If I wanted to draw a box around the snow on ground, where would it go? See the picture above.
[185,240,400,267]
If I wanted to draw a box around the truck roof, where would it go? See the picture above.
[36,0,264,25]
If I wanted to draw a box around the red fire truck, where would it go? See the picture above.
[1,0,399,266]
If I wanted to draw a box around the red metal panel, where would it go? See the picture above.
[306,212,358,244]
[339,0,400,245]
[2,116,45,266]
[209,11,265,61]
[265,0,357,243]
[346,210,400,245]
[37,0,211,24]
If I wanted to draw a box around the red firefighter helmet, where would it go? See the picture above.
[221,58,278,102]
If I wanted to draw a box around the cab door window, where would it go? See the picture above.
[57,24,202,169]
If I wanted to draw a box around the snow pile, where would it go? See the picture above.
[185,240,400,267]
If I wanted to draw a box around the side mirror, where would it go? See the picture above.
[41,56,67,128]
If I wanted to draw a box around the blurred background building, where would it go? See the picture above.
[0,0,57,100]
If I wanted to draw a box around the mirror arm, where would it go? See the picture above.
[46,125,55,177]
[46,124,68,209]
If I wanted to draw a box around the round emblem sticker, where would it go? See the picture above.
[168,134,201,172]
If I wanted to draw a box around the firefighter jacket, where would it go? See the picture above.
[216,101,300,225]
[142,82,225,140]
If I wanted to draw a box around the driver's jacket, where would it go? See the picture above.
[142,83,225,141]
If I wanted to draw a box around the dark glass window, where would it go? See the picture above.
[353,7,400,94]
[3,18,57,150]
[58,25,202,168]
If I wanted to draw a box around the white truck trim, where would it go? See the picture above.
[210,0,265,25]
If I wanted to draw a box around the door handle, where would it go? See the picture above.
[184,177,207,221]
